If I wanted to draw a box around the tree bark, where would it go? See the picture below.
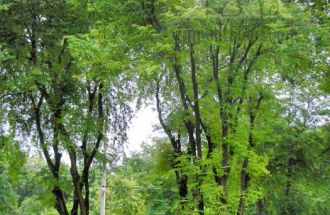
[237,93,263,215]
[172,32,197,157]
[155,80,188,202]
[31,95,69,215]
[282,158,295,215]
[190,43,202,158]
[189,43,205,214]
[210,45,230,196]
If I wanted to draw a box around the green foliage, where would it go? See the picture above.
[106,175,146,215]
[0,136,24,214]
[110,139,179,215]
[0,136,69,215]
[0,0,329,214]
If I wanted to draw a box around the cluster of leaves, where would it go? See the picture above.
[0,0,329,215]
[0,135,63,215]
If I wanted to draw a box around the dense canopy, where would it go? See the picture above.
[0,0,329,215]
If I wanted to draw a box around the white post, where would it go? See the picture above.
[100,167,106,215]
[100,143,107,215]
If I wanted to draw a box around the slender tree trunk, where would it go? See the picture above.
[237,159,249,215]
[174,170,188,199]
[52,186,69,215]
[282,158,294,215]
[206,47,229,206]
[190,43,202,158]
[155,80,188,206]
[31,97,69,215]
[190,43,204,214]
[209,45,231,198]
[100,166,107,215]
[100,141,107,215]
[257,198,266,215]
[197,194,204,215]
[84,172,90,215]
[68,149,87,215]
[237,93,263,215]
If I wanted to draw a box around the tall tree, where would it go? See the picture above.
[133,0,329,214]
[0,1,132,214]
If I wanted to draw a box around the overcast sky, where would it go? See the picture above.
[125,105,160,156]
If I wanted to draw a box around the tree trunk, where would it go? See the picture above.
[257,198,266,215]
[237,159,249,215]
[100,166,107,215]
[282,158,295,215]
[52,186,69,215]
[237,93,263,215]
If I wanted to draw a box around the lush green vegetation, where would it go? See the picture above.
[0,0,329,214]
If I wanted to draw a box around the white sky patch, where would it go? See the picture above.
[125,105,159,156]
